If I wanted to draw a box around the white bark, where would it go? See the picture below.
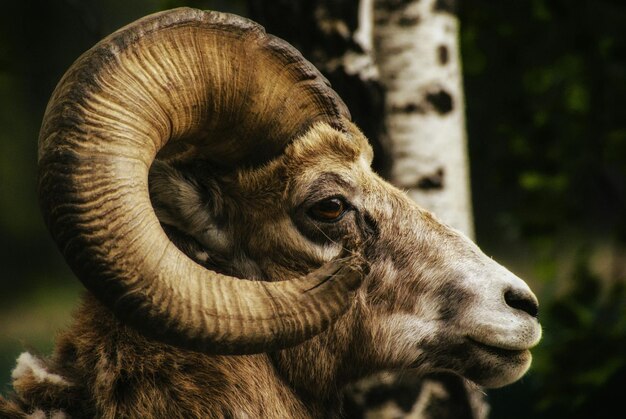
[355,0,374,52]
[373,0,474,238]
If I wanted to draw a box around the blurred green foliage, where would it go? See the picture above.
[534,251,625,416]
[462,0,626,240]
[0,0,624,417]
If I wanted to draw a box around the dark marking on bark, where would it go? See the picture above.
[416,168,445,190]
[391,102,426,114]
[394,150,410,159]
[374,15,390,25]
[425,89,454,114]
[437,45,449,65]
[433,0,457,14]
[383,44,411,55]
[374,0,414,13]
[397,14,421,26]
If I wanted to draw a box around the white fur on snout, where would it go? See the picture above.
[460,255,542,351]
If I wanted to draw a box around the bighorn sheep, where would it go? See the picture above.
[0,8,541,418]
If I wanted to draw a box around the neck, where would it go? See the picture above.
[269,304,371,417]
[43,294,364,418]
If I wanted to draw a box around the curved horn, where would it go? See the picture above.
[38,8,361,354]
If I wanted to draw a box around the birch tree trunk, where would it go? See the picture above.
[248,1,485,417]
[373,0,473,237]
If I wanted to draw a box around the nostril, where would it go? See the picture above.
[504,289,539,318]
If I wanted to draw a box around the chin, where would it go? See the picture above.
[465,347,533,388]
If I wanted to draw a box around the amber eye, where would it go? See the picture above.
[308,198,347,222]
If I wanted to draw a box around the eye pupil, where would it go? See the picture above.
[318,199,341,212]
[310,198,346,221]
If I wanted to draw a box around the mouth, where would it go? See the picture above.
[467,338,528,360]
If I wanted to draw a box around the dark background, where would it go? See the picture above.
[0,1,624,418]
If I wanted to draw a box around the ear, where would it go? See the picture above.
[149,160,233,256]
